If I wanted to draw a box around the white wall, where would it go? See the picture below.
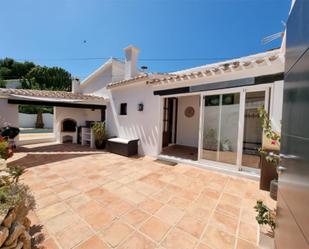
[54,107,101,143]
[176,95,200,147]
[81,59,125,98]
[106,83,161,156]
[5,80,21,89]
[18,113,54,129]
[270,80,284,132]
[0,99,18,127]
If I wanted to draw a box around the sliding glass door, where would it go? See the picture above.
[242,91,266,169]
[201,92,240,166]
[199,86,270,172]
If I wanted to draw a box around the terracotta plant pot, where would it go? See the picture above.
[258,225,275,249]
[259,150,278,191]
[269,179,278,201]
[95,139,106,149]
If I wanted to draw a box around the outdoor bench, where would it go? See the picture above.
[106,137,139,157]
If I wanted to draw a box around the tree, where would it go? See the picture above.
[0,78,5,88]
[0,58,35,80]
[1,58,72,128]
[21,66,72,91]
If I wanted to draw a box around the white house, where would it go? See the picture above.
[77,44,283,176]
[0,44,284,177]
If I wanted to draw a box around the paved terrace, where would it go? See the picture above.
[7,143,275,249]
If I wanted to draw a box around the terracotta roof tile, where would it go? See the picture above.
[0,88,104,101]
[106,73,172,89]
[147,49,283,85]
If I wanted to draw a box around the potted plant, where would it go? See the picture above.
[92,121,107,149]
[258,106,280,199]
[0,135,35,249]
[255,200,276,249]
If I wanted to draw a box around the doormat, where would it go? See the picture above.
[154,159,178,166]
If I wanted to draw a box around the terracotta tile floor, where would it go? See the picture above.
[7,143,276,249]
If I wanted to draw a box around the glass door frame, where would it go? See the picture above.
[240,85,271,174]
[198,84,273,173]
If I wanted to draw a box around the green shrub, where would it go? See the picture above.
[92,121,107,141]
[0,183,35,215]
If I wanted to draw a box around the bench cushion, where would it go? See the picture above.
[108,138,138,144]
[108,138,130,144]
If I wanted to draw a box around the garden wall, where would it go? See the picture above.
[18,113,53,129]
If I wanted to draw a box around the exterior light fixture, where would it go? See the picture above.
[138,103,144,111]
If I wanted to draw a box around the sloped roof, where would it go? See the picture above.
[147,49,283,85]
[106,73,172,89]
[0,88,105,102]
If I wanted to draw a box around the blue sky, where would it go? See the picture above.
[0,0,291,80]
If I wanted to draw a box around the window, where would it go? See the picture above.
[120,103,127,115]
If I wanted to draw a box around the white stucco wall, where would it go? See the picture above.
[4,80,21,89]
[18,113,54,129]
[54,107,101,143]
[176,95,200,147]
[0,99,18,127]
[270,80,284,132]
[106,83,161,156]
[81,60,125,98]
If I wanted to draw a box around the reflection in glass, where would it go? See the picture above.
[202,93,240,165]
[242,91,265,168]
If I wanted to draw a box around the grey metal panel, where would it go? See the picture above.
[275,192,309,249]
[282,50,309,138]
[285,0,309,73]
[190,77,254,92]
[276,0,309,247]
[280,133,309,241]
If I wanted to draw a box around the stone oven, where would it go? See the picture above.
[60,119,77,143]
[62,119,77,132]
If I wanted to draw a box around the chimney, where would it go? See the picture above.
[124,45,140,80]
[71,77,81,93]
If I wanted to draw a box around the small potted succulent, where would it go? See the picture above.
[255,200,276,249]
[92,121,107,149]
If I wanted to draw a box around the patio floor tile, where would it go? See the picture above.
[65,193,92,209]
[161,228,197,249]
[238,222,258,244]
[75,235,110,249]
[36,194,62,210]
[154,205,185,226]
[138,198,163,214]
[195,242,213,249]
[139,216,170,242]
[76,200,105,218]
[118,232,156,249]
[236,238,260,249]
[202,225,236,249]
[106,199,134,217]
[167,196,191,210]
[176,214,206,239]
[101,221,134,247]
[45,211,82,234]
[209,211,238,234]
[83,209,115,231]
[122,208,150,228]
[55,220,92,249]
[39,238,59,249]
[37,202,69,221]
[9,143,274,249]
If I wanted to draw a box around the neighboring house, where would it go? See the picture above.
[3,79,21,89]
[0,44,285,176]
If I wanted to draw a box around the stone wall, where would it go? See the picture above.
[0,206,31,249]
